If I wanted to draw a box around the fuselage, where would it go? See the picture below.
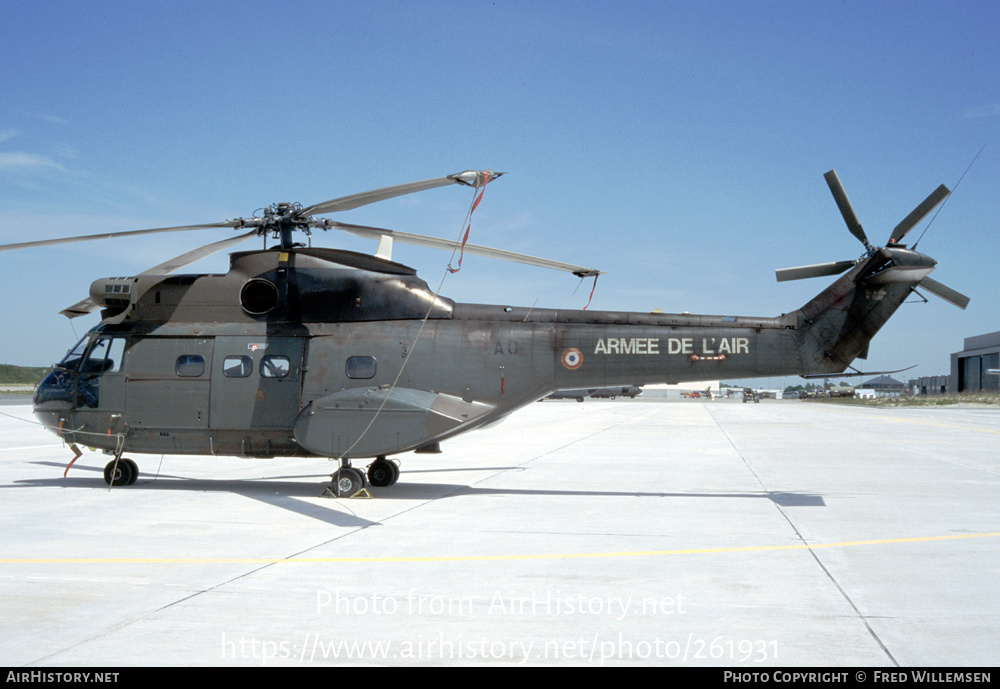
[32,244,933,460]
[31,294,824,461]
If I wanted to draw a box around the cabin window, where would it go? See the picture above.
[260,355,290,378]
[175,354,206,377]
[223,355,253,378]
[346,356,377,379]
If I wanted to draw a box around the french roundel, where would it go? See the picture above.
[561,348,583,370]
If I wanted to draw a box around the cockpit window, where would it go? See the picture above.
[84,337,126,374]
[40,336,127,409]
[59,336,126,374]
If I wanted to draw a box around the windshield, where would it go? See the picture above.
[57,336,91,371]
[38,335,127,408]
[56,335,126,374]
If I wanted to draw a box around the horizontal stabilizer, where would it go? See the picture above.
[801,364,916,379]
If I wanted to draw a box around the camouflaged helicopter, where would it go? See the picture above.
[1,168,968,496]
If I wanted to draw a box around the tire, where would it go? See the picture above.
[123,459,139,485]
[367,459,399,488]
[104,458,137,486]
[335,467,365,496]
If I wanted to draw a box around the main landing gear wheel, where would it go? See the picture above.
[367,457,400,487]
[333,466,366,497]
[104,458,138,486]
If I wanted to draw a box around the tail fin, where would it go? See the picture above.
[778,169,968,376]
[794,247,936,374]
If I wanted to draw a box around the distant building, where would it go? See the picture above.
[908,375,949,396]
[950,331,1000,393]
[862,376,905,397]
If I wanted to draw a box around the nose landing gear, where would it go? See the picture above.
[104,458,139,486]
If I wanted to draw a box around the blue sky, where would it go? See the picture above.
[2,0,998,387]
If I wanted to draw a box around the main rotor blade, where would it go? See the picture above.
[824,169,870,248]
[139,229,258,275]
[330,221,601,277]
[58,229,260,319]
[889,184,950,244]
[299,170,502,217]
[0,220,242,253]
[775,259,857,282]
[59,297,101,319]
[919,277,970,309]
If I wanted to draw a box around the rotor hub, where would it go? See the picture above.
[247,202,314,248]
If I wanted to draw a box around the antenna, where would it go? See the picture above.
[912,144,985,249]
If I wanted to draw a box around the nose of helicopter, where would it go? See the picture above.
[31,368,76,432]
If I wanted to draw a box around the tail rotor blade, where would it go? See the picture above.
[824,170,871,249]
[919,277,970,309]
[776,259,857,282]
[889,184,950,244]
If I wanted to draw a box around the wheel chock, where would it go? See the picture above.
[321,486,374,499]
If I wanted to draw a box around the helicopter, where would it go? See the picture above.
[1,168,969,496]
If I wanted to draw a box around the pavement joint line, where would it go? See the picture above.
[5,531,999,565]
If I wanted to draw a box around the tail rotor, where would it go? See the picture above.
[775,169,968,310]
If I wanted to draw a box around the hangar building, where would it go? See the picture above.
[950,331,1000,393]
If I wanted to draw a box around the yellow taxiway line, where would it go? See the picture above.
[3,531,999,565]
